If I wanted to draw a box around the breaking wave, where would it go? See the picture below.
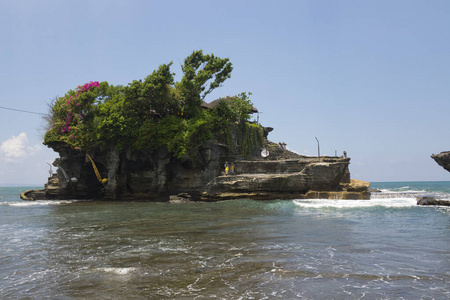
[293,197,418,209]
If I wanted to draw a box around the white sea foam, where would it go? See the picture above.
[99,267,136,275]
[378,188,427,194]
[293,197,417,208]
[8,200,77,206]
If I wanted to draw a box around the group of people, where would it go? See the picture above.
[224,162,235,175]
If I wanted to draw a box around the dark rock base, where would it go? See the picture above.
[417,196,450,206]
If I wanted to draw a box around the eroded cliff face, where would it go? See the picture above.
[431,151,450,173]
[38,140,364,201]
[46,140,229,200]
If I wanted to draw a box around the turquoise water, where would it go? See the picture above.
[371,181,450,193]
[0,183,449,299]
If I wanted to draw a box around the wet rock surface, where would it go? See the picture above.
[417,195,450,206]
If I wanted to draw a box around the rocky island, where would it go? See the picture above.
[21,51,369,202]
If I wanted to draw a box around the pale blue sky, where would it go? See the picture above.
[1,0,450,185]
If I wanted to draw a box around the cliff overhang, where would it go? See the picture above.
[431,151,450,173]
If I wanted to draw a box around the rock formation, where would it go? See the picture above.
[24,52,371,202]
[22,137,370,201]
[431,151,450,173]
[417,195,450,206]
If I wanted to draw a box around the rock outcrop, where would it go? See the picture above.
[200,158,367,200]
[417,195,450,206]
[431,151,450,173]
[23,139,369,201]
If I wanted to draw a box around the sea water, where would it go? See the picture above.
[0,183,449,299]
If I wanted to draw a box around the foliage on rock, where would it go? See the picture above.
[177,50,233,118]
[44,50,262,158]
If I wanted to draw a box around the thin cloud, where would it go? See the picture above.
[0,132,41,163]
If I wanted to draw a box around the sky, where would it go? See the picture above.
[1,0,450,185]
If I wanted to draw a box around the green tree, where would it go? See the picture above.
[124,63,177,118]
[212,92,254,123]
[95,92,134,149]
[178,50,233,118]
[142,62,178,116]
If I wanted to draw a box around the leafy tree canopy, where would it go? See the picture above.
[44,51,261,158]
[177,50,233,118]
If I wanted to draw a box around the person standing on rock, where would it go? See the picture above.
[230,162,235,175]
[224,162,230,175]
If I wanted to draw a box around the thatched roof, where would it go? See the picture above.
[201,97,258,113]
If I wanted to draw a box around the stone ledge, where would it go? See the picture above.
[342,179,371,192]
[200,190,370,201]
[20,189,46,201]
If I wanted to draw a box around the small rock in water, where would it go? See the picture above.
[416,196,450,206]
[169,193,193,204]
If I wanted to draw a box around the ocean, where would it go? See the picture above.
[0,182,449,299]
